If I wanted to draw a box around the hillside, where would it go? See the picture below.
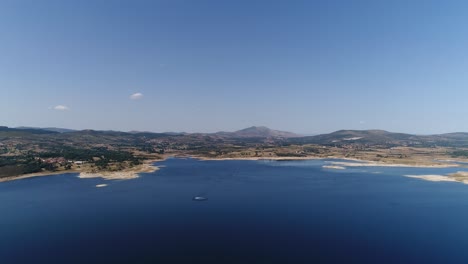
[16,127,76,133]
[216,126,300,138]
[4,125,468,179]
[289,130,421,146]
[5,125,468,147]
[0,126,58,137]
[286,129,468,148]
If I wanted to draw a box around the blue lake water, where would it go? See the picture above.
[2,158,468,263]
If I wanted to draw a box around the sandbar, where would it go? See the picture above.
[323,165,346,170]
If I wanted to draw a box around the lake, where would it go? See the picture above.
[1,158,468,263]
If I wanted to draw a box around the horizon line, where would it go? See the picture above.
[4,125,468,136]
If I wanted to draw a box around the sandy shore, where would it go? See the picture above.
[194,156,325,161]
[323,165,346,170]
[404,175,459,182]
[0,170,79,183]
[405,171,468,184]
[326,161,457,168]
[194,156,458,168]
[0,161,159,183]
[78,162,159,180]
[0,155,461,184]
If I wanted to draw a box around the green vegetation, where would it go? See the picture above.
[0,144,142,178]
[40,146,141,169]
[0,155,55,178]
[40,146,137,162]
[2,126,468,179]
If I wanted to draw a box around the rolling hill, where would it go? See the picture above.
[4,125,468,148]
[215,126,300,138]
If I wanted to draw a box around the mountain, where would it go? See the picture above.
[16,127,76,133]
[7,124,468,147]
[0,126,58,136]
[289,129,423,146]
[216,126,300,138]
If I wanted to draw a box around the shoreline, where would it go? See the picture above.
[78,162,159,180]
[405,171,468,185]
[0,160,160,183]
[0,155,461,183]
[0,170,79,183]
[192,155,459,168]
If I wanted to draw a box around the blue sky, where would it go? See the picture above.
[2,0,468,134]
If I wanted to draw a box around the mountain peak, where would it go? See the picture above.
[231,126,299,138]
[236,126,270,132]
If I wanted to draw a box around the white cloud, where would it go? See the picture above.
[130,92,143,100]
[53,105,70,111]
[359,121,366,124]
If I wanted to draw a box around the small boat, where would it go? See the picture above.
[192,196,208,201]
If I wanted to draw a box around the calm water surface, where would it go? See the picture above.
[1,158,468,263]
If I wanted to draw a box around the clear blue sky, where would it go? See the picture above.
[2,0,468,134]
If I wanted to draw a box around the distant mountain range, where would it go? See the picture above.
[289,129,468,147]
[3,125,468,147]
[10,125,299,138]
[15,127,77,133]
